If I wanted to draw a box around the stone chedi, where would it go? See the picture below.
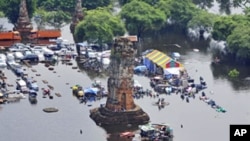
[70,0,84,42]
[90,37,150,126]
[16,0,33,32]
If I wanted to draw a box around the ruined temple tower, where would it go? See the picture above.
[90,37,150,126]
[16,0,33,37]
[70,0,84,42]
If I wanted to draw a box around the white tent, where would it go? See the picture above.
[164,67,180,75]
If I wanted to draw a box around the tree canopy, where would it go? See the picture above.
[1,0,36,26]
[212,14,247,41]
[227,24,250,60]
[188,9,217,32]
[167,0,198,28]
[74,8,125,44]
[120,0,166,37]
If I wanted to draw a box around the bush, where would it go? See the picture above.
[228,69,239,78]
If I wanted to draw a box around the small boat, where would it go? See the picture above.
[43,107,59,113]
[139,123,173,140]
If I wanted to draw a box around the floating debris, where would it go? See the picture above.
[42,80,48,84]
[193,48,199,52]
[55,93,62,97]
[43,107,59,113]
[72,66,78,69]
[36,74,41,76]
[53,71,56,73]
[31,69,37,72]
[67,62,73,65]
[7,84,14,87]
[48,85,54,90]
[45,64,50,67]
[23,60,31,67]
[48,67,54,70]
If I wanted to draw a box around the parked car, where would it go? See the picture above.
[42,47,54,57]
[16,79,29,93]
[27,81,39,91]
[0,53,6,62]
[0,59,7,68]
[14,52,24,60]
[47,44,61,51]
[21,53,39,62]
[12,65,24,77]
[9,43,31,52]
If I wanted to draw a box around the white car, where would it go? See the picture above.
[0,59,7,68]
[14,52,24,60]
[0,54,6,62]
[31,46,44,52]
[42,48,54,57]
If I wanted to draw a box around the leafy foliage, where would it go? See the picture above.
[75,8,125,44]
[37,0,75,13]
[167,0,198,28]
[83,0,112,10]
[188,10,217,31]
[120,0,166,37]
[212,15,238,41]
[227,24,250,59]
[1,0,36,26]
[45,10,71,29]
[228,68,240,78]
[192,0,214,9]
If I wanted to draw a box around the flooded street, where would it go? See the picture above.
[1,18,250,141]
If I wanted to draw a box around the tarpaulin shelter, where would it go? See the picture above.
[143,50,184,74]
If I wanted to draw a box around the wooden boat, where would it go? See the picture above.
[0,31,21,41]
[29,29,61,39]
[43,107,59,113]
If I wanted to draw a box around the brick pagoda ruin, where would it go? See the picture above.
[16,0,33,40]
[90,37,150,126]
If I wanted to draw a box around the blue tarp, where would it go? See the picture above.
[143,58,156,73]
[84,88,98,96]
[134,65,147,73]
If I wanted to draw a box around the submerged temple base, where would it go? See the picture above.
[90,105,150,126]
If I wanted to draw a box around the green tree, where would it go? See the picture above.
[45,10,71,29]
[212,15,247,41]
[119,0,160,5]
[192,0,214,9]
[188,10,217,33]
[33,9,48,30]
[37,0,75,14]
[120,0,166,37]
[167,0,198,29]
[0,12,4,18]
[228,68,240,78]
[227,24,250,60]
[83,0,112,10]
[74,8,126,45]
[1,0,36,26]
[155,0,171,21]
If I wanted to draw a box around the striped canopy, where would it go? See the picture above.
[145,50,183,68]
